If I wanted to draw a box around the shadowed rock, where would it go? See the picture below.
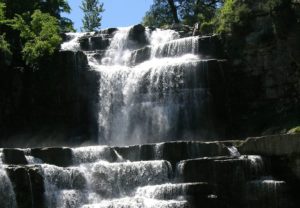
[238,134,300,156]
[31,147,73,167]
[3,149,27,165]
[6,165,45,208]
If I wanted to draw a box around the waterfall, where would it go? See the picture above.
[61,26,216,145]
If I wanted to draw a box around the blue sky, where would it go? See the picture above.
[63,0,153,31]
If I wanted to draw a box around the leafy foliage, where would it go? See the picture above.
[143,0,174,27]
[0,33,10,54]
[214,0,251,35]
[81,0,104,32]
[9,10,62,65]
[0,2,10,55]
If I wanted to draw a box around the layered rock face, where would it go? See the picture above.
[0,134,299,208]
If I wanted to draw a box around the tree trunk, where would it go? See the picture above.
[167,0,180,23]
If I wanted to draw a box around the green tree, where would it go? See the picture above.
[80,0,104,32]
[143,0,175,27]
[0,2,10,55]
[1,0,74,32]
[9,10,62,65]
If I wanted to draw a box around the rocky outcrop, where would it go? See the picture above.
[238,134,300,156]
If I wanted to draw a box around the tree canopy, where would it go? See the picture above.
[143,0,223,27]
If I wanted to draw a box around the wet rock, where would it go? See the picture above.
[129,46,151,65]
[31,147,73,167]
[79,36,110,51]
[96,28,118,36]
[179,155,268,207]
[158,141,230,164]
[114,144,156,161]
[128,24,149,48]
[90,36,110,50]
[6,165,45,208]
[198,35,224,58]
[115,141,229,163]
[3,149,27,165]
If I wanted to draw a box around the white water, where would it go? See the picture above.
[63,26,210,145]
[61,32,87,51]
[0,149,18,208]
[38,145,188,208]
[62,26,211,145]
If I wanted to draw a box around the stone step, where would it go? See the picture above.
[238,134,300,156]
[178,155,265,183]
[114,141,230,165]
[1,141,230,167]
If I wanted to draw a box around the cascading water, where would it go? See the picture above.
[36,146,189,208]
[61,26,215,145]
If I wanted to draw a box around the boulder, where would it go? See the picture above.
[128,24,149,49]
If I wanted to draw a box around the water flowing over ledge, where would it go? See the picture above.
[61,25,227,145]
